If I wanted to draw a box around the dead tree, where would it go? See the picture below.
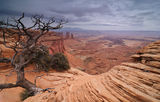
[0,13,66,94]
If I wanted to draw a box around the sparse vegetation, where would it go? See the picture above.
[30,45,51,72]
[50,53,70,71]
[0,13,67,95]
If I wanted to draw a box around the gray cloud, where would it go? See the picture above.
[0,0,160,31]
[0,9,21,16]
[0,9,34,17]
[49,1,112,17]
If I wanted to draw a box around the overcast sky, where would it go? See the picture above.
[0,0,160,31]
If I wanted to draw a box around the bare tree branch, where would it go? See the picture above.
[0,12,67,95]
[0,83,18,89]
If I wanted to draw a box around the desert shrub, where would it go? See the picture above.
[20,89,34,101]
[14,45,51,72]
[50,53,70,71]
[30,45,51,71]
[15,45,70,72]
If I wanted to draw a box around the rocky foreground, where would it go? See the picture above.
[25,41,160,102]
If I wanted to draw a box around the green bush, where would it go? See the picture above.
[33,53,51,72]
[31,45,51,72]
[20,89,34,101]
[50,53,70,71]
[16,45,70,72]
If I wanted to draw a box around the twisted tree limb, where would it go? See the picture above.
[0,13,67,95]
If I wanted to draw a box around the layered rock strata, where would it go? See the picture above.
[39,32,65,55]
[25,41,160,102]
[39,31,74,55]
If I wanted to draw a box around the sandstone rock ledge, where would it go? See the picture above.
[25,41,160,102]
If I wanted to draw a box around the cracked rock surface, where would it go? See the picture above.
[25,41,160,102]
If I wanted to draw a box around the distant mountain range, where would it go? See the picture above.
[54,27,160,37]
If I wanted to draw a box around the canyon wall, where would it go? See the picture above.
[39,31,73,55]
[25,40,160,102]
[65,32,74,39]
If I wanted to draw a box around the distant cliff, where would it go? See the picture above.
[39,31,74,55]
[25,40,160,102]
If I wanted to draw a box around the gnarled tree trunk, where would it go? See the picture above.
[0,13,66,95]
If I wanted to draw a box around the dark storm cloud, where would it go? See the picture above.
[133,0,160,10]
[138,11,154,16]
[49,3,112,17]
[89,23,118,26]
[0,9,20,16]
[68,23,118,27]
[0,9,34,17]
[71,17,91,23]
[0,0,160,30]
